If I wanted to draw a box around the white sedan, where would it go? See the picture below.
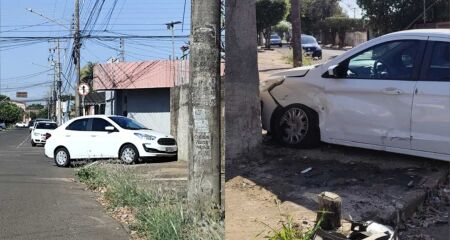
[261,29,450,161]
[31,121,58,146]
[45,115,177,167]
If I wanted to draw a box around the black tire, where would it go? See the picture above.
[279,44,283,47]
[119,144,139,164]
[54,147,71,167]
[31,140,36,147]
[273,104,320,148]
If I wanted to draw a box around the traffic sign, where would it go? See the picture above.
[78,83,90,96]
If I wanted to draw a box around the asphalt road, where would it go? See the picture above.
[0,129,128,240]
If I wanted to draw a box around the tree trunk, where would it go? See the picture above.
[291,0,302,67]
[225,0,262,166]
[316,192,342,230]
[188,0,221,216]
[264,27,272,49]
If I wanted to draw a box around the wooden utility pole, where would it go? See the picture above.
[317,192,342,230]
[188,0,221,214]
[225,0,261,165]
[74,0,81,117]
[291,0,302,67]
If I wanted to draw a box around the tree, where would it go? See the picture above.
[0,102,23,124]
[291,0,302,67]
[225,0,262,165]
[188,0,221,218]
[80,62,95,91]
[357,0,450,35]
[273,20,292,41]
[256,0,288,48]
[37,108,49,119]
[0,94,10,102]
[27,104,45,110]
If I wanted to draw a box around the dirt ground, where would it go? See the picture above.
[224,48,449,240]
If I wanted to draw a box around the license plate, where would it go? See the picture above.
[166,147,176,152]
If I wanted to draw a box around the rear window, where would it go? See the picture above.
[36,122,57,130]
[66,119,89,131]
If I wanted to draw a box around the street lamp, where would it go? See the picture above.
[165,21,182,60]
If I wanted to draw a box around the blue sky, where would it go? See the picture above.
[0,0,191,101]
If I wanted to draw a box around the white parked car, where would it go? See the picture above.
[31,121,58,147]
[261,29,450,161]
[15,122,27,128]
[45,115,177,167]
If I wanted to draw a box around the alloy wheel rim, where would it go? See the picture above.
[56,151,67,165]
[121,148,135,163]
[279,107,309,144]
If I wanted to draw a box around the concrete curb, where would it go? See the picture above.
[388,168,448,225]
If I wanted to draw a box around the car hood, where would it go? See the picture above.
[131,129,174,139]
[271,65,317,78]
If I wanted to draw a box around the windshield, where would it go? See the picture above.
[301,36,317,44]
[36,122,57,130]
[271,35,280,39]
[109,116,148,130]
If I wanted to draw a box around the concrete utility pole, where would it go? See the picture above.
[166,21,182,60]
[74,0,81,117]
[291,0,302,67]
[56,39,62,125]
[188,0,221,215]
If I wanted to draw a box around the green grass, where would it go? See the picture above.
[76,165,223,240]
[264,216,321,240]
[282,53,313,66]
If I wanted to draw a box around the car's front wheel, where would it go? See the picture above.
[273,104,320,148]
[120,144,139,164]
[31,140,36,147]
[54,147,71,167]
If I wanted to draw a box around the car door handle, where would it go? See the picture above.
[381,87,402,95]
[91,135,97,137]
[65,135,71,137]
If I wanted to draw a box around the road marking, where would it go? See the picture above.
[16,134,31,148]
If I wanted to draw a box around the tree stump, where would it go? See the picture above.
[316,191,342,230]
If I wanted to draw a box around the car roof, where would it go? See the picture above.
[36,121,57,124]
[385,28,450,38]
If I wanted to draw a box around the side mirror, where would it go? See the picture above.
[105,126,115,132]
[328,65,338,77]
[318,40,322,44]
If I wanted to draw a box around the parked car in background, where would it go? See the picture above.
[31,121,58,147]
[0,122,5,130]
[301,34,322,59]
[261,29,450,162]
[270,34,283,47]
[45,115,178,167]
[29,118,51,132]
[15,122,27,128]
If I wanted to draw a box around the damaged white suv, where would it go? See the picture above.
[261,29,450,161]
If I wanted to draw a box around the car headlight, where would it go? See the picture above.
[260,75,285,92]
[134,133,156,141]
[33,133,40,136]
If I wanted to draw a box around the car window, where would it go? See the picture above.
[91,118,114,132]
[339,40,421,80]
[427,41,450,81]
[36,122,57,130]
[66,119,89,131]
[109,116,148,130]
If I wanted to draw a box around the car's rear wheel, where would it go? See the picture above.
[120,144,139,164]
[273,104,320,148]
[54,147,71,167]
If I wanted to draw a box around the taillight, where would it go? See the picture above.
[45,133,52,140]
